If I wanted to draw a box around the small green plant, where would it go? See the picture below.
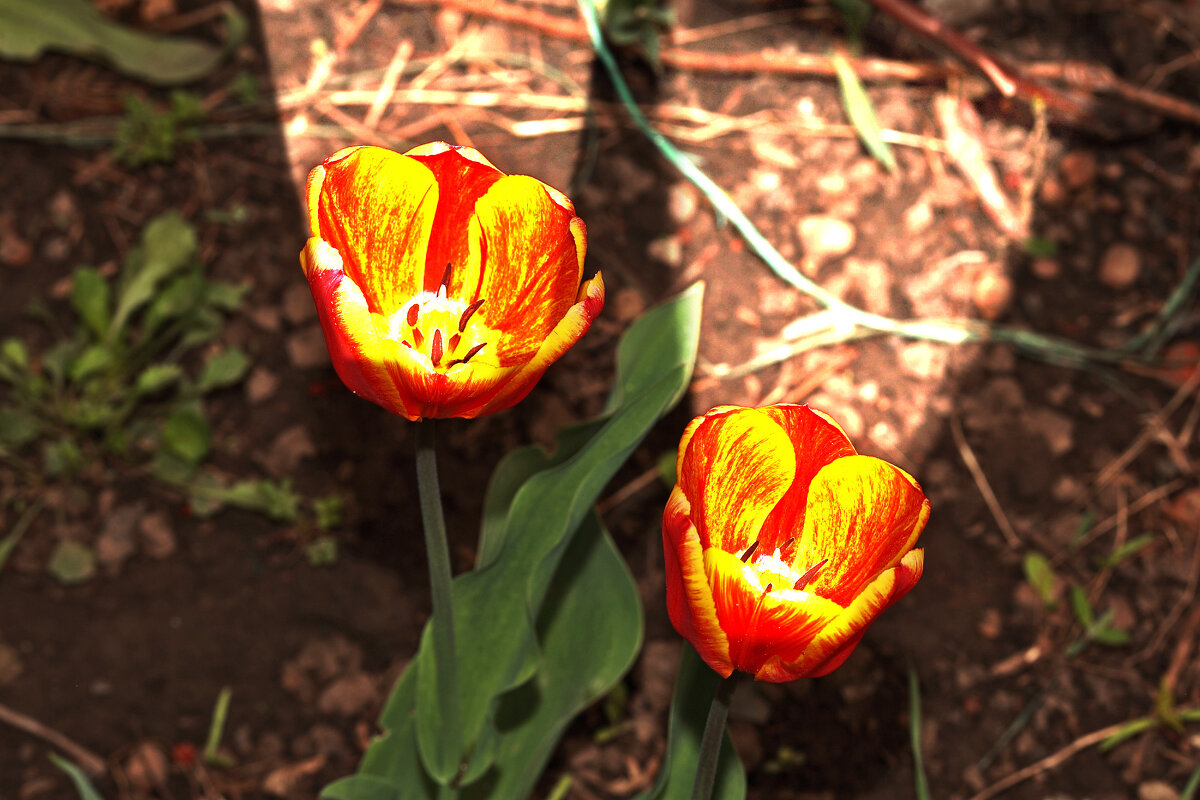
[0,211,248,492]
[1022,550,1059,608]
[1066,584,1131,656]
[112,90,207,167]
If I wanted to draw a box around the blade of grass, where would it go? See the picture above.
[908,664,932,800]
[49,753,106,800]
[204,687,232,766]
[833,49,896,172]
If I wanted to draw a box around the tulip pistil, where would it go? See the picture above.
[382,285,494,373]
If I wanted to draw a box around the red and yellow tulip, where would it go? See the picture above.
[300,143,604,420]
[663,404,929,682]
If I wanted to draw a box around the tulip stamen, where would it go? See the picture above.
[448,333,461,352]
[461,342,486,363]
[740,540,760,562]
[431,330,444,366]
[406,303,420,326]
[793,558,829,591]
[458,298,485,332]
[440,262,453,290]
[412,328,424,348]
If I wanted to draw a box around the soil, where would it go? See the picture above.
[1,0,1199,799]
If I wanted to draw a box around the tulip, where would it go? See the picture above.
[300,142,604,420]
[663,404,929,682]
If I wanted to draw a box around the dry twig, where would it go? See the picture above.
[0,701,107,777]
[951,413,1022,549]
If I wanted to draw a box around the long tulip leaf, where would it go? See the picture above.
[333,283,702,794]
[634,644,745,800]
[462,513,642,799]
[415,282,702,783]
[0,0,234,85]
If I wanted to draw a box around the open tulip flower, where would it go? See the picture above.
[663,404,930,683]
[301,142,604,420]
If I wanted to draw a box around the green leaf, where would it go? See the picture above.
[1069,584,1094,628]
[462,514,643,800]
[634,645,745,800]
[48,753,106,800]
[1091,626,1130,647]
[188,477,301,522]
[110,212,197,339]
[305,536,339,567]
[833,50,896,173]
[135,363,184,396]
[1022,551,1057,608]
[47,540,96,585]
[161,404,210,465]
[68,343,113,382]
[1099,716,1157,752]
[0,337,29,371]
[42,437,83,477]
[413,284,702,784]
[70,266,110,339]
[0,406,40,449]
[325,668,437,799]
[1098,533,1156,569]
[0,0,227,85]
[195,347,250,393]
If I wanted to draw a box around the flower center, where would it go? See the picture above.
[739,539,828,593]
[379,266,491,371]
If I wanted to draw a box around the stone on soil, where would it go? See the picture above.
[1099,243,1141,289]
[797,215,856,266]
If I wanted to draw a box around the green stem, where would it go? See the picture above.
[691,673,738,800]
[416,421,463,792]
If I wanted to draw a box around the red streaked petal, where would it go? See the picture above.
[403,144,504,292]
[755,404,858,557]
[460,175,582,363]
[468,271,604,416]
[703,548,844,678]
[674,406,745,484]
[300,238,407,415]
[315,146,437,314]
[663,488,733,677]
[795,455,930,606]
[761,550,924,681]
[679,407,796,555]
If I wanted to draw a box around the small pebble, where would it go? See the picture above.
[797,215,856,264]
[1099,243,1140,289]
[1059,150,1097,189]
[1030,257,1060,279]
[972,270,1012,321]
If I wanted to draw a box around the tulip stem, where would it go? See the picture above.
[416,421,463,791]
[691,673,739,800]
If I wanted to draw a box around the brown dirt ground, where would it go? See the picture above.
[1,0,1199,798]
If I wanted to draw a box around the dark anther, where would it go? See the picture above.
[458,298,485,332]
[401,341,413,349]
[763,583,773,594]
[412,328,424,348]
[448,333,461,352]
[461,342,486,364]
[431,330,444,366]
[740,540,760,562]
[793,558,829,591]
[406,303,420,327]
[440,262,453,289]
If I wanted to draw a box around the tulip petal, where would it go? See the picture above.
[795,455,930,606]
[475,271,604,415]
[761,549,923,681]
[663,488,733,676]
[461,176,584,364]
[404,144,504,291]
[755,405,858,557]
[300,239,407,414]
[314,146,438,314]
[679,407,796,555]
[703,548,844,677]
